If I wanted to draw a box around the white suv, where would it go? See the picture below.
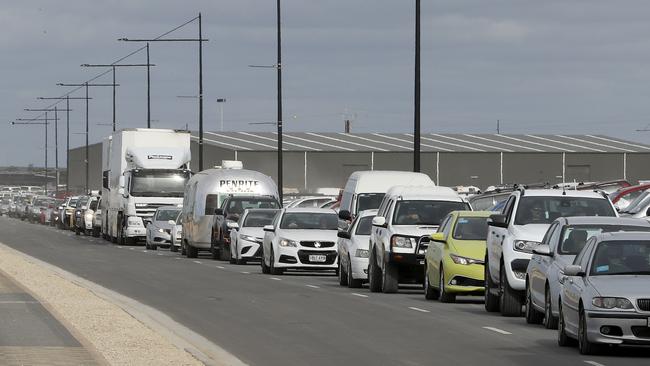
[368,186,469,293]
[485,188,617,316]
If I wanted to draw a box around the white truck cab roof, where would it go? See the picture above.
[384,185,463,202]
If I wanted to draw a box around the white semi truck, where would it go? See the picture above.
[101,129,192,245]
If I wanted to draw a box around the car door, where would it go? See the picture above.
[374,199,394,270]
[531,222,559,307]
[562,241,594,333]
[263,211,282,264]
[429,214,454,287]
[488,195,515,283]
[340,216,358,268]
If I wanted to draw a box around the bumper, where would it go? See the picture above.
[274,246,338,270]
[443,260,484,294]
[125,226,146,238]
[586,311,650,345]
[504,257,530,291]
[238,240,262,259]
[350,256,368,280]
[152,233,172,244]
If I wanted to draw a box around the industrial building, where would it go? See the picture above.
[68,132,650,193]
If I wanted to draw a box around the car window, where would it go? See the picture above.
[357,193,385,213]
[437,215,452,234]
[205,194,220,215]
[227,198,279,215]
[452,217,488,241]
[590,240,650,275]
[279,212,338,230]
[559,224,650,255]
[514,196,615,225]
[156,209,181,222]
[355,216,373,235]
[392,200,467,226]
[243,210,278,227]
[502,196,516,219]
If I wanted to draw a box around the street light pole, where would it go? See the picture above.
[216,98,227,131]
[13,118,58,195]
[147,43,151,128]
[277,0,283,202]
[413,0,421,173]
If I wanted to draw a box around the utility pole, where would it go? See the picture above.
[277,0,284,202]
[497,119,500,134]
[413,0,421,172]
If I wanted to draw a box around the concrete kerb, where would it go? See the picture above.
[0,242,247,366]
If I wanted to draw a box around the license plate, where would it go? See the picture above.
[309,254,327,263]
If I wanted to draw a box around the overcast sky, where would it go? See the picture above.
[2,1,650,167]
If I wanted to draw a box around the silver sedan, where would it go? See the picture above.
[558,231,650,354]
[145,207,182,250]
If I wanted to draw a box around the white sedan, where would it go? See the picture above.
[261,208,339,275]
[229,208,279,264]
[337,209,376,288]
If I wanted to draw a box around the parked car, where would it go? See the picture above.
[618,190,650,219]
[485,188,617,316]
[61,196,79,229]
[558,232,650,354]
[368,186,470,293]
[229,208,279,264]
[610,183,650,211]
[525,216,650,329]
[73,196,90,234]
[261,208,339,275]
[337,209,376,288]
[145,206,182,250]
[425,211,491,302]
[285,196,336,209]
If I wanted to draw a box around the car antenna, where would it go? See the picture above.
[562,183,567,196]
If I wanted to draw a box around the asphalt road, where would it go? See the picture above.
[1,216,649,366]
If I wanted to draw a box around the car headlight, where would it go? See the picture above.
[279,238,299,247]
[241,234,262,243]
[127,216,144,227]
[513,240,540,253]
[592,297,634,310]
[157,228,165,233]
[355,249,369,258]
[391,235,416,249]
[449,253,483,265]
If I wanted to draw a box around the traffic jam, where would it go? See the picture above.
[2,128,650,357]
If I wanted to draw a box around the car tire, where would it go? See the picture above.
[544,286,559,329]
[211,244,219,260]
[187,244,198,258]
[424,264,439,300]
[525,281,544,324]
[347,256,363,288]
[368,250,382,293]
[381,260,399,294]
[500,264,523,317]
[484,260,500,312]
[269,248,283,275]
[181,242,187,256]
[261,249,271,274]
[439,267,456,303]
[170,245,178,253]
[579,308,600,355]
[75,227,80,236]
[338,259,348,286]
[151,244,157,251]
[557,302,574,347]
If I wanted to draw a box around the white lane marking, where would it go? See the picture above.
[0,301,39,304]
[270,277,282,281]
[117,246,123,248]
[128,248,134,250]
[584,361,606,366]
[174,257,181,260]
[482,326,512,335]
[157,253,164,256]
[240,271,250,274]
[142,250,148,253]
[193,261,202,264]
[351,293,368,298]
[306,285,320,289]
[408,307,430,313]
[216,265,225,269]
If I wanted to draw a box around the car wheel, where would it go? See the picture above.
[151,244,157,251]
[170,245,178,253]
[544,286,559,329]
[424,264,439,300]
[499,263,523,317]
[261,249,271,274]
[579,308,600,355]
[368,250,382,293]
[484,260,500,312]
[269,248,283,275]
[181,241,187,256]
[75,227,80,236]
[381,260,399,294]
[187,244,198,258]
[145,238,150,250]
[525,281,544,324]
[439,267,456,303]
[229,243,237,264]
[348,256,363,288]
[557,302,574,347]
[338,258,348,286]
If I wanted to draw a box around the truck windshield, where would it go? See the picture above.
[130,170,190,197]
[356,193,385,212]
[392,200,468,226]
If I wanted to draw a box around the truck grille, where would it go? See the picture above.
[135,203,172,217]
[637,299,650,311]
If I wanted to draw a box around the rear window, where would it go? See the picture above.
[514,196,615,226]
[243,210,278,227]
[452,217,488,241]
[227,198,279,215]
[357,193,385,213]
[393,200,470,226]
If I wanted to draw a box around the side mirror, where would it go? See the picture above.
[533,244,552,256]
[430,232,446,243]
[372,216,387,227]
[214,208,224,216]
[563,265,585,277]
[226,214,240,221]
[338,210,352,221]
[118,188,126,197]
[488,214,508,228]
[227,222,239,230]
[263,225,275,232]
[337,231,351,239]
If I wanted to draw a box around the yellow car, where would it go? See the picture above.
[424,211,491,303]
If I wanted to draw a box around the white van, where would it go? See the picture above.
[338,171,434,221]
[181,162,280,258]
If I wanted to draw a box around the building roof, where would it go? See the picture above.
[192,132,650,153]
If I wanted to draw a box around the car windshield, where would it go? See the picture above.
[355,216,374,235]
[243,210,278,227]
[227,198,279,216]
[623,191,650,214]
[280,212,338,230]
[514,196,615,225]
[130,170,190,197]
[452,217,488,241]
[156,209,181,222]
[393,200,469,226]
[590,240,650,276]
[559,225,650,255]
[357,193,385,213]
